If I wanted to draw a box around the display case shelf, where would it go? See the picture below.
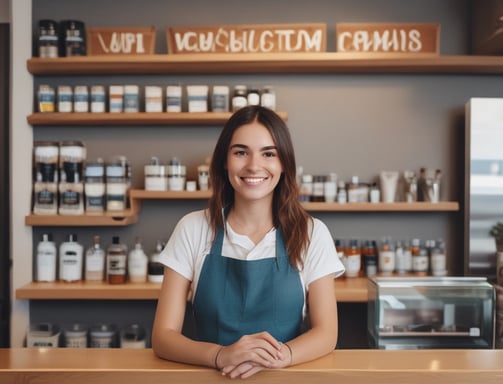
[15,277,369,302]
[27,111,288,126]
[27,53,503,75]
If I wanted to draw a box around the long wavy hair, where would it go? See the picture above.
[207,105,311,269]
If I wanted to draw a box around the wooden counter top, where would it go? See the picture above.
[0,348,502,384]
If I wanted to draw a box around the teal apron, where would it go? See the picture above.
[192,225,304,346]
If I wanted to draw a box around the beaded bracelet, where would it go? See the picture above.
[284,343,293,365]
[214,346,224,370]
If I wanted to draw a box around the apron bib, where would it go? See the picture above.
[193,226,304,345]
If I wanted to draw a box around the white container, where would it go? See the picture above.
[90,85,106,113]
[59,234,84,282]
[211,85,229,112]
[380,171,399,203]
[128,238,148,283]
[145,86,163,112]
[73,85,89,112]
[187,85,208,112]
[124,85,140,112]
[36,233,57,282]
[166,85,182,112]
[109,85,124,113]
[57,85,73,113]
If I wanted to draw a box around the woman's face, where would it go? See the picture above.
[226,121,283,204]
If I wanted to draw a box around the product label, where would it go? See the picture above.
[108,254,127,275]
[60,251,82,281]
[37,250,57,282]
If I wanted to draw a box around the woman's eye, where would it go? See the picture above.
[234,150,247,156]
[263,151,277,158]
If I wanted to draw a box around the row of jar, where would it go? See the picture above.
[298,168,442,203]
[27,322,147,349]
[37,83,277,114]
[35,234,165,284]
[335,237,448,278]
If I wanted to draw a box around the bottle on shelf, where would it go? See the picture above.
[85,235,105,281]
[148,240,165,283]
[128,237,148,283]
[345,239,361,278]
[35,233,57,282]
[430,238,447,277]
[362,240,378,277]
[106,236,128,284]
[59,234,84,282]
[411,238,428,276]
[378,237,396,275]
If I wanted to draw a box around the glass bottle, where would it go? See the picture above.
[345,239,361,278]
[106,236,128,284]
[85,235,105,281]
[378,237,395,275]
[363,240,378,277]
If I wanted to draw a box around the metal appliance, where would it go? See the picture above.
[464,98,503,279]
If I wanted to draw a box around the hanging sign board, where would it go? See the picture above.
[336,23,440,54]
[87,27,156,55]
[167,23,327,54]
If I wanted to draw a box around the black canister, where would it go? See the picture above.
[59,20,86,57]
[37,19,59,58]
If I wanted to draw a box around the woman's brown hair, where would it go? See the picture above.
[208,105,311,269]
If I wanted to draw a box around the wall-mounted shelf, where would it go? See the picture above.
[24,191,459,227]
[26,53,503,75]
[27,111,288,126]
[15,277,369,302]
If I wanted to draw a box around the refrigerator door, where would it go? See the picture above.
[465,98,503,279]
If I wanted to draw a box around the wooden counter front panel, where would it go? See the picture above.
[0,349,502,384]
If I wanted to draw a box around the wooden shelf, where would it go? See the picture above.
[303,201,460,212]
[24,193,459,227]
[27,111,288,126]
[15,278,368,302]
[24,210,138,227]
[26,53,503,75]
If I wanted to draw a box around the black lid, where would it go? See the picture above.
[112,236,120,244]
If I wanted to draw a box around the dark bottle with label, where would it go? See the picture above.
[363,240,378,277]
[106,236,128,284]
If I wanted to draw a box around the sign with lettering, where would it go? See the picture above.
[336,23,440,54]
[87,27,156,55]
[167,23,326,54]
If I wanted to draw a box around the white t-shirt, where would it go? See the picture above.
[159,209,345,305]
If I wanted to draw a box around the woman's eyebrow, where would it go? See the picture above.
[230,144,278,151]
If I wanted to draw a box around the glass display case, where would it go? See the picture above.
[368,277,495,349]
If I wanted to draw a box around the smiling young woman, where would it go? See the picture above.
[152,105,345,379]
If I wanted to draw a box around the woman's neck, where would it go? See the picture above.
[227,198,274,243]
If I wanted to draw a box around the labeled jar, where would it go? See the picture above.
[299,174,313,202]
[106,158,128,211]
[60,20,86,57]
[124,85,140,112]
[34,141,59,183]
[145,86,163,112]
[109,85,124,113]
[212,85,230,112]
[33,181,58,215]
[187,85,209,112]
[362,240,378,277]
[57,85,73,113]
[27,323,60,347]
[37,20,59,58]
[144,157,168,191]
[59,140,86,183]
[90,324,116,348]
[64,324,88,348]
[166,85,182,112]
[73,85,89,112]
[197,164,210,191]
[232,85,248,112]
[167,157,186,191]
[90,85,106,113]
[85,160,105,212]
[38,85,55,113]
[311,175,326,202]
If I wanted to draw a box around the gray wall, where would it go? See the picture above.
[28,0,502,347]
